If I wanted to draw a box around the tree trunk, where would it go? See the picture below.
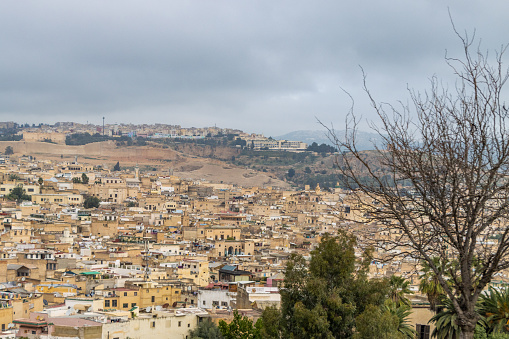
[459,330,474,339]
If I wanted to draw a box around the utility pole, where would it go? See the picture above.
[102,117,105,136]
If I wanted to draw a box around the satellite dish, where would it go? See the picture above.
[21,277,25,281]
[17,283,21,287]
[146,307,152,312]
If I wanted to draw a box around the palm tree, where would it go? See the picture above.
[389,275,413,308]
[383,300,416,339]
[479,287,509,334]
[429,297,460,339]
[418,257,448,312]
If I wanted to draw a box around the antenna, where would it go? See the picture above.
[102,117,105,136]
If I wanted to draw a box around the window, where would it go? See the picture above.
[131,303,136,308]
[112,300,117,307]
[123,303,128,308]
[152,321,155,328]
[151,296,155,302]
[203,301,206,305]
[178,321,182,327]
[134,292,137,296]
[188,323,191,327]
[105,300,110,307]
[124,292,127,296]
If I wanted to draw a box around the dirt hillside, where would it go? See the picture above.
[0,141,289,188]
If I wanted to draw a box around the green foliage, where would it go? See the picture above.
[72,177,81,183]
[113,161,121,171]
[126,201,137,207]
[419,257,448,312]
[81,173,89,184]
[430,297,460,339]
[189,320,223,339]
[383,301,416,338]
[475,326,488,339]
[66,132,110,145]
[306,142,336,154]
[4,146,13,155]
[259,306,281,339]
[489,333,509,339]
[479,287,509,334]
[218,310,262,339]
[6,185,31,202]
[353,304,403,339]
[84,196,100,209]
[280,233,389,338]
[8,174,20,180]
[287,168,295,178]
[388,275,413,308]
[38,177,43,185]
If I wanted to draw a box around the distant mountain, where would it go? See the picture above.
[275,130,385,151]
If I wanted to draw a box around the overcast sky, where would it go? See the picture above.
[0,1,508,136]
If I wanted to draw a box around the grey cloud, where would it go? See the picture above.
[0,1,508,135]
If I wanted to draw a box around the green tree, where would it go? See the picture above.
[479,287,509,334]
[353,304,403,339]
[8,174,20,181]
[84,196,100,209]
[382,301,416,339]
[419,258,448,312]
[430,297,461,339]
[6,185,31,202]
[189,320,223,339]
[304,166,312,174]
[4,146,13,155]
[113,161,121,171]
[259,306,282,339]
[38,177,43,186]
[287,168,295,178]
[280,233,389,338]
[388,275,413,308]
[218,310,262,339]
[81,173,89,184]
[72,177,81,183]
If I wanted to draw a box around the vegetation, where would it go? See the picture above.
[388,275,413,308]
[306,142,336,154]
[6,185,31,202]
[329,31,509,339]
[189,320,224,339]
[218,310,262,339]
[81,173,89,184]
[353,304,403,339]
[113,161,121,171]
[4,146,13,155]
[418,258,448,312]
[83,196,100,209]
[65,132,110,145]
[277,233,391,338]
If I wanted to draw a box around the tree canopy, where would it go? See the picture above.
[279,232,389,338]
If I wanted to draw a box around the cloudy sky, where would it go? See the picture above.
[0,1,508,136]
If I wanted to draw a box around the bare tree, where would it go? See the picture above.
[330,32,509,339]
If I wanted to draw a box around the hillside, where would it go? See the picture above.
[275,129,384,151]
[0,141,290,188]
